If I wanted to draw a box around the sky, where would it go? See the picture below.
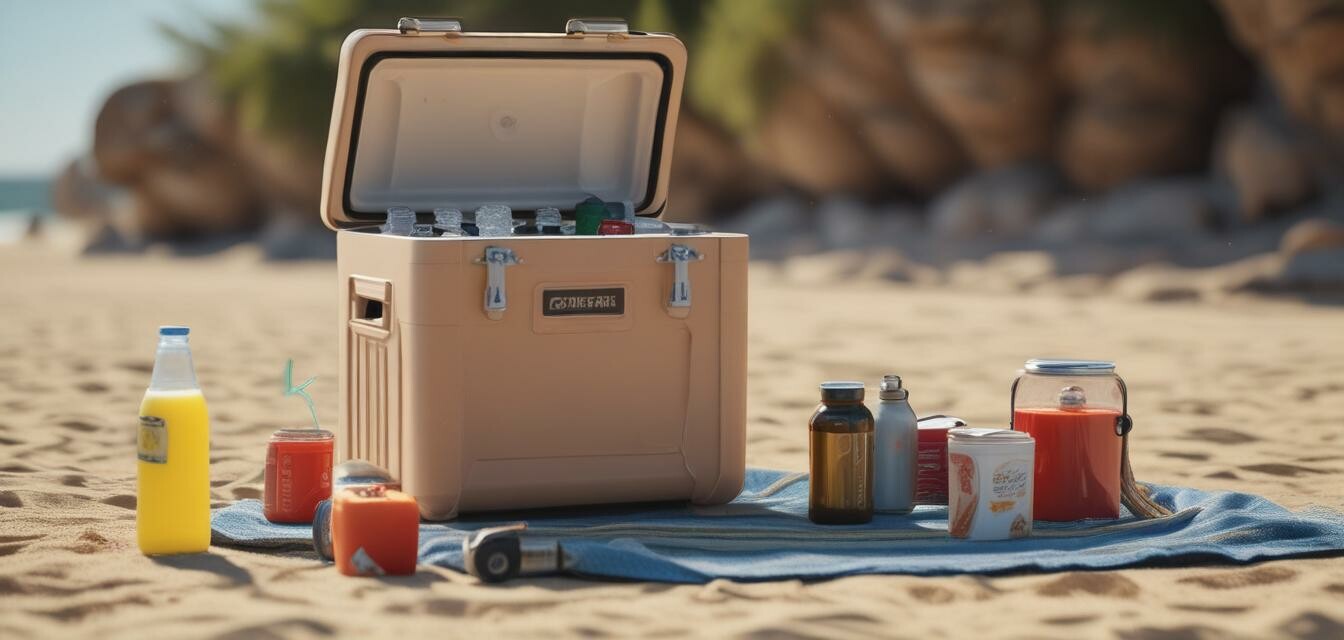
[0,0,258,177]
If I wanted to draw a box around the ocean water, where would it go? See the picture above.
[0,178,53,216]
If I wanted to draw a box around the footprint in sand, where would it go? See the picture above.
[1177,566,1296,590]
[1279,612,1344,640]
[1239,463,1327,478]
[1159,451,1211,462]
[231,486,262,500]
[117,360,154,374]
[36,595,153,623]
[1182,427,1259,445]
[907,585,957,604]
[1116,624,1228,640]
[101,494,136,510]
[1169,604,1251,614]
[1036,572,1140,598]
[68,530,121,554]
[0,490,24,507]
[213,619,335,639]
[76,381,109,393]
[1042,614,1101,626]
[56,419,101,433]
[1161,399,1219,416]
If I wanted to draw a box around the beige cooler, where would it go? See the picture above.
[320,18,747,520]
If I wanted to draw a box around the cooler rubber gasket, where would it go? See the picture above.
[342,50,675,221]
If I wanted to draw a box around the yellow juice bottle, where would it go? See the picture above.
[137,326,210,555]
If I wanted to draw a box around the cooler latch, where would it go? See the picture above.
[474,247,521,320]
[397,17,463,35]
[657,244,703,318]
[565,18,630,38]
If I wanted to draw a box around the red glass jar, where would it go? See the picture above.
[264,428,334,523]
[1011,359,1128,521]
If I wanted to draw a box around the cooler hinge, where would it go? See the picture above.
[397,17,463,36]
[565,18,630,38]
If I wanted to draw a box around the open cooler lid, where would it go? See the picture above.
[320,17,687,230]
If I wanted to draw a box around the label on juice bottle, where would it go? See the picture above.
[137,415,168,463]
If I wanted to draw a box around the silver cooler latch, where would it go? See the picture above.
[657,244,703,318]
[474,246,521,320]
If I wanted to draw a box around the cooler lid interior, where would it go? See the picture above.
[338,45,676,223]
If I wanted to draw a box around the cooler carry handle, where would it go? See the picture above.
[349,276,392,334]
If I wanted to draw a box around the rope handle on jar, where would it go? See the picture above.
[1010,373,1170,519]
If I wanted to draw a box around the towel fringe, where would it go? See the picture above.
[1121,434,1171,518]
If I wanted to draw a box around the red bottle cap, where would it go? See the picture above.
[597,219,634,235]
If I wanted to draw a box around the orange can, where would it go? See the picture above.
[331,486,419,576]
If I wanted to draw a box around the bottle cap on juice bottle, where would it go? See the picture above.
[879,375,908,401]
[159,326,189,336]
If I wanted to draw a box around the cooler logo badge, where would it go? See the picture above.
[542,288,625,317]
[138,416,168,463]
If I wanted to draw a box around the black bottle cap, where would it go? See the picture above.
[819,381,865,402]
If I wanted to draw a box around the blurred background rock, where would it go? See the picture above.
[12,0,1344,292]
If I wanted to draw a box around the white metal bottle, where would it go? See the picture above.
[874,374,918,514]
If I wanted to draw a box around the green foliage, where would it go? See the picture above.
[688,0,818,136]
[163,0,687,149]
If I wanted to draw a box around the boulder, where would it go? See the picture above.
[1053,8,1230,190]
[1276,249,1344,290]
[813,5,966,194]
[1280,218,1344,257]
[866,0,1055,168]
[928,164,1059,239]
[1091,179,1214,242]
[1215,0,1344,152]
[1260,0,1344,147]
[1035,179,1216,246]
[1057,103,1204,191]
[754,83,887,196]
[51,157,118,222]
[91,78,262,238]
[718,196,814,259]
[93,80,182,184]
[1215,107,1316,221]
[815,197,874,250]
[667,111,772,221]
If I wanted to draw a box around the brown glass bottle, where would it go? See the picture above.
[809,381,875,524]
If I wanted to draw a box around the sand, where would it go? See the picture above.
[1,240,1342,639]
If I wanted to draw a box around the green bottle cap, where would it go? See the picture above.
[575,196,606,235]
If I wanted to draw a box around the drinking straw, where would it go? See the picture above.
[282,359,321,430]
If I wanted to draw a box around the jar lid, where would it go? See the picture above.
[819,381,865,402]
[1023,359,1115,376]
[948,427,1034,445]
[270,428,335,441]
